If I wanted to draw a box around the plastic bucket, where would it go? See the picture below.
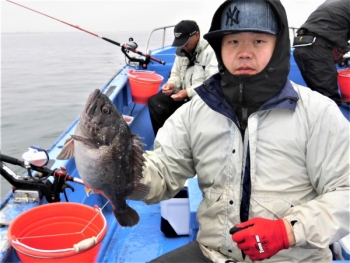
[7,202,107,263]
[338,69,350,102]
[128,70,164,105]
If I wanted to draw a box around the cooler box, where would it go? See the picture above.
[160,188,189,237]
[338,234,350,260]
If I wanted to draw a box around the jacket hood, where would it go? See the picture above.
[205,0,290,128]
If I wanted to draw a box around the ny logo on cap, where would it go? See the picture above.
[226,6,240,26]
[175,33,182,38]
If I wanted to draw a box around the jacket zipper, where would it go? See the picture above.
[239,82,248,132]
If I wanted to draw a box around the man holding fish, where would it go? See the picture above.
[58,0,349,262]
[142,0,349,262]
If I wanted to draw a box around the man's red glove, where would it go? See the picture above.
[231,218,289,261]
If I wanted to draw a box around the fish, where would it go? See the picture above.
[57,89,150,227]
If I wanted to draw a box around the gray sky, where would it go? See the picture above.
[1,0,323,33]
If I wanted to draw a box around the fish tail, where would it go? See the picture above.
[114,205,140,227]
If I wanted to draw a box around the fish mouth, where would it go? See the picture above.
[86,89,102,116]
[79,89,119,145]
[80,89,103,135]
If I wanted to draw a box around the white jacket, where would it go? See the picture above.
[167,38,218,98]
[142,77,350,263]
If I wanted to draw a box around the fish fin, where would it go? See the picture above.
[128,183,150,200]
[134,154,146,168]
[132,134,146,182]
[114,204,140,227]
[71,135,100,149]
[57,137,75,160]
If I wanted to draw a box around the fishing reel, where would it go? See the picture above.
[125,38,138,51]
[22,145,49,171]
[121,37,151,69]
[0,147,81,203]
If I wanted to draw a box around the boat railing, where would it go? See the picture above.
[145,25,299,51]
[289,26,299,37]
[145,25,175,54]
[145,26,299,51]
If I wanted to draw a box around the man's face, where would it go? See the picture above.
[221,32,277,75]
[181,32,200,53]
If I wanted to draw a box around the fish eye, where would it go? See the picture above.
[101,106,110,114]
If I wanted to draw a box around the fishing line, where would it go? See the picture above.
[15,201,109,241]
[6,0,165,65]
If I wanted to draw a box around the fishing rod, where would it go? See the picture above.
[0,146,85,203]
[6,0,166,66]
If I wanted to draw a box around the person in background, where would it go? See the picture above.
[293,0,350,106]
[148,20,218,136]
[141,0,350,262]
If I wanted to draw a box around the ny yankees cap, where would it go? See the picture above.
[204,0,279,41]
[172,20,200,47]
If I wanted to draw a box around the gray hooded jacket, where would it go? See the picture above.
[141,0,350,262]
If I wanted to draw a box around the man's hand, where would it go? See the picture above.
[231,218,291,261]
[162,83,175,96]
[171,90,188,101]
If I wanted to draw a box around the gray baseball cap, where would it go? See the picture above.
[204,0,279,41]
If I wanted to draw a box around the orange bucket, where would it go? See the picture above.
[128,70,163,105]
[338,69,350,102]
[7,202,107,263]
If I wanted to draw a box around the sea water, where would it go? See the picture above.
[1,31,173,199]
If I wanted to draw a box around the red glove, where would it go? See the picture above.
[231,218,289,261]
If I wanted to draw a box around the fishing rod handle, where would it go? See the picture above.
[1,153,53,176]
[151,57,166,65]
[0,154,24,167]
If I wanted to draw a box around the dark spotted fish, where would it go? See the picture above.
[57,89,150,227]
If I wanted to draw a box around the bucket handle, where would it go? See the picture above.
[12,236,97,253]
[12,236,75,253]
[73,237,97,252]
[10,205,107,254]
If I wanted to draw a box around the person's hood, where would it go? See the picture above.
[205,0,290,129]
[175,39,210,68]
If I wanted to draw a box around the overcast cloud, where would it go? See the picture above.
[1,0,324,34]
